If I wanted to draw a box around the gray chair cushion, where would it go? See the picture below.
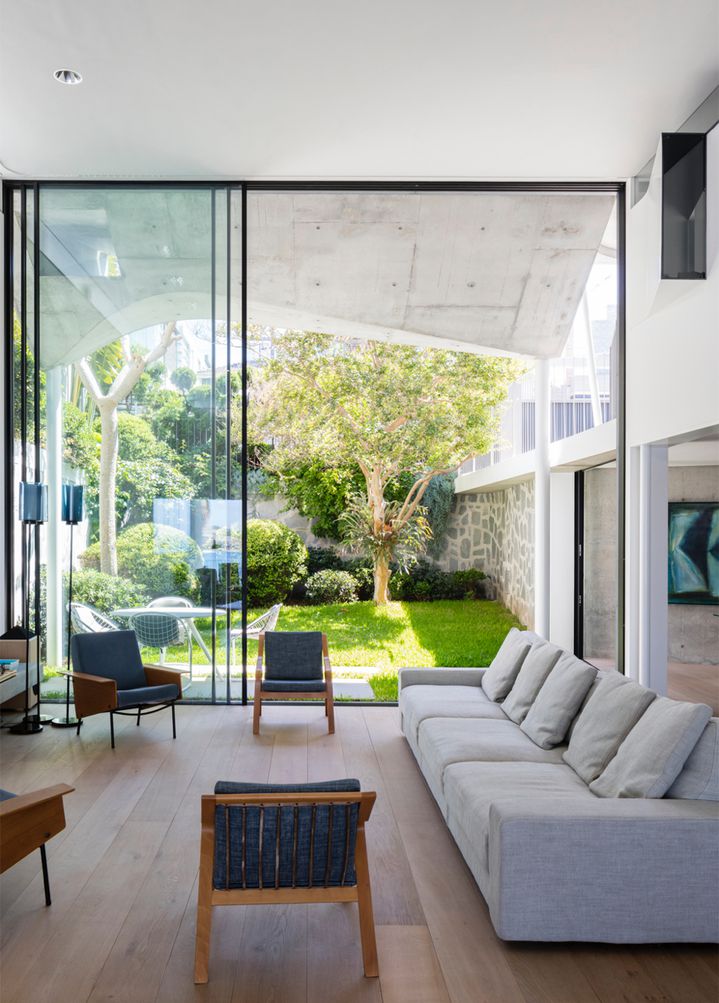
[262,679,327,692]
[71,630,146,690]
[481,628,532,702]
[401,684,508,742]
[590,697,713,798]
[116,683,179,707]
[520,652,596,749]
[264,631,323,681]
[667,719,719,801]
[212,779,361,890]
[0,789,16,801]
[563,673,656,784]
[502,640,563,724]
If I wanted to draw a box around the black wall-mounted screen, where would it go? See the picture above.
[662,132,707,280]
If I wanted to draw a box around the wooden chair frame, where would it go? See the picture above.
[0,783,74,905]
[194,790,378,984]
[61,663,183,749]
[252,632,335,735]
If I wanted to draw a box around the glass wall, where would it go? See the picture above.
[5,186,244,701]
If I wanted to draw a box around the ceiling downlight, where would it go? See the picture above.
[54,69,83,85]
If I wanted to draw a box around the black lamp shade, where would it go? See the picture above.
[61,484,84,525]
[19,482,48,524]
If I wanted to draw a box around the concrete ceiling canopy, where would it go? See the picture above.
[31,188,614,367]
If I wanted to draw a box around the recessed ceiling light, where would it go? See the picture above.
[54,69,83,85]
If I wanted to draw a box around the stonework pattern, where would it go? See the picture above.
[436,479,535,627]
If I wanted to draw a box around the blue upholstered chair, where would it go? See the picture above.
[69,630,183,748]
[253,631,335,735]
[194,779,378,984]
[0,784,73,905]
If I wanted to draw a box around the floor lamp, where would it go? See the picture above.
[51,485,83,728]
[9,481,48,735]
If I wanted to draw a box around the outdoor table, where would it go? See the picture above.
[111,605,229,663]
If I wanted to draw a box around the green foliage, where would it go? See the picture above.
[170,367,197,393]
[63,401,99,472]
[306,546,346,575]
[70,570,149,614]
[389,560,486,601]
[305,569,359,605]
[368,670,399,701]
[340,494,431,570]
[451,568,487,598]
[422,475,456,558]
[246,519,308,607]
[81,522,202,600]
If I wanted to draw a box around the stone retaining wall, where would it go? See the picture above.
[435,479,535,628]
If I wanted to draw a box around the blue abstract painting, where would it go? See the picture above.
[668,502,719,605]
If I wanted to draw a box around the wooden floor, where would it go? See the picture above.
[0,704,717,1003]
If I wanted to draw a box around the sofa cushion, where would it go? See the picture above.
[590,697,713,798]
[520,653,596,749]
[502,641,563,724]
[481,628,532,702]
[443,761,594,874]
[666,719,719,801]
[400,684,507,742]
[562,673,655,783]
[418,717,566,798]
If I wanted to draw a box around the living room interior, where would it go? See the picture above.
[1,3,718,1002]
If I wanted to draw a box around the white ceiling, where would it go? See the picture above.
[1,0,717,181]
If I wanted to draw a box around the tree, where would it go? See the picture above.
[75,322,181,574]
[170,367,197,394]
[245,332,523,603]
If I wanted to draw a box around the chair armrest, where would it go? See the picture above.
[143,664,184,699]
[486,796,719,941]
[398,667,486,690]
[0,783,74,818]
[68,672,118,717]
[0,784,75,873]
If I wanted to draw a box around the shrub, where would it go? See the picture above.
[70,569,149,613]
[247,519,308,607]
[390,559,455,601]
[306,546,345,576]
[305,569,359,605]
[340,557,374,600]
[81,522,202,600]
[452,568,487,598]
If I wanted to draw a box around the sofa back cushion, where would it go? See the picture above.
[480,628,532,702]
[666,718,719,801]
[590,697,713,798]
[520,653,596,750]
[563,673,655,784]
[502,641,563,724]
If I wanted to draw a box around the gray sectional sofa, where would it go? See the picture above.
[399,628,719,943]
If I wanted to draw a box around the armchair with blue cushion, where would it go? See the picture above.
[253,630,335,735]
[194,779,378,984]
[68,630,183,748]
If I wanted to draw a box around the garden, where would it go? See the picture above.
[43,324,525,701]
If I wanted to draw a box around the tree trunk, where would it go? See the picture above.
[98,404,119,575]
[373,554,391,604]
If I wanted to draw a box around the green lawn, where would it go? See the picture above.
[46,599,522,702]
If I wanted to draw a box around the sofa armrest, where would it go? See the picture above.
[398,667,486,690]
[66,671,118,718]
[144,664,184,699]
[486,796,719,942]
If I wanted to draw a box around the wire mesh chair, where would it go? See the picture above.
[229,604,282,669]
[70,603,121,635]
[130,612,192,676]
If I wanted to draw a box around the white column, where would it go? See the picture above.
[637,444,668,692]
[624,446,641,681]
[581,294,603,428]
[45,368,64,667]
[534,359,551,637]
[549,471,575,650]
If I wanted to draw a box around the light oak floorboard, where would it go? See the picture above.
[0,703,716,1003]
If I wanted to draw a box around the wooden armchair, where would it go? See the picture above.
[0,783,74,905]
[194,780,378,984]
[68,630,183,748]
[253,631,334,735]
